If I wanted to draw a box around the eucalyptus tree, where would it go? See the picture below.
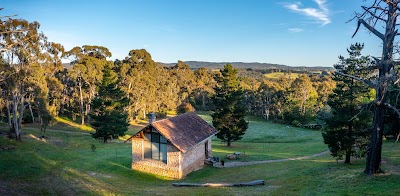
[341,0,400,175]
[256,80,285,121]
[291,75,318,114]
[311,75,336,107]
[0,18,63,140]
[169,61,197,106]
[63,45,111,125]
[193,67,216,110]
[118,49,161,120]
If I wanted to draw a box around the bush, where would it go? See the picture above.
[291,120,302,127]
[177,102,195,114]
[22,110,33,124]
[283,106,315,126]
[156,111,167,119]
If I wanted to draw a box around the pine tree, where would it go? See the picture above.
[322,43,373,163]
[211,64,248,146]
[90,65,129,143]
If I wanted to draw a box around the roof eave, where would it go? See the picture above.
[182,132,217,154]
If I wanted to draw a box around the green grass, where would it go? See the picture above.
[1,115,400,195]
[197,112,325,161]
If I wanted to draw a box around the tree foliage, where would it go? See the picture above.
[90,65,129,143]
[0,18,63,140]
[211,64,248,146]
[323,43,373,163]
[63,45,111,125]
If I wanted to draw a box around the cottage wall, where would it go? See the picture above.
[207,139,212,157]
[131,139,181,178]
[180,138,212,177]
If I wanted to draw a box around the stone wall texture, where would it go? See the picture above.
[181,139,211,177]
[131,138,212,179]
[132,139,181,178]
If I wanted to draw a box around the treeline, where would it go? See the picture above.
[240,72,336,126]
[0,17,342,140]
[61,47,217,124]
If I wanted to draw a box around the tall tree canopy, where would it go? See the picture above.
[0,18,63,140]
[63,45,111,125]
[323,43,373,164]
[90,65,129,143]
[211,64,248,146]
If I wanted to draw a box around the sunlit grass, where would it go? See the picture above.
[54,116,94,132]
[198,112,326,161]
[264,72,300,79]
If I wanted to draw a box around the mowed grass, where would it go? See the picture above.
[197,112,325,161]
[0,114,400,195]
[264,72,300,79]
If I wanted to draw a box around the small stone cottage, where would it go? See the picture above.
[128,112,217,179]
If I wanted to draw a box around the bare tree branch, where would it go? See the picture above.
[362,6,387,21]
[348,101,375,122]
[356,65,379,71]
[372,56,381,63]
[384,102,400,118]
[0,30,25,34]
[0,71,17,83]
[352,19,385,40]
[334,71,377,89]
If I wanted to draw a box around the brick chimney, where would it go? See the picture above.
[148,112,156,124]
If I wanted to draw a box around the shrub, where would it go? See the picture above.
[177,102,195,114]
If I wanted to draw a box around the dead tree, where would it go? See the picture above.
[343,0,400,175]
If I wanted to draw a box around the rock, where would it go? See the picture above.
[227,154,237,160]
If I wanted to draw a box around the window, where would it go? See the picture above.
[144,132,167,163]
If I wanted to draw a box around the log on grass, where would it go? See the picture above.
[172,180,265,187]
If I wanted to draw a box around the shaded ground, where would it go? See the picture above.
[214,150,329,168]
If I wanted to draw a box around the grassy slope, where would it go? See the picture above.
[264,72,300,79]
[198,113,326,162]
[0,115,400,195]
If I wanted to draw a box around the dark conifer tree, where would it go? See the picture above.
[211,64,248,146]
[90,65,129,143]
[322,43,373,163]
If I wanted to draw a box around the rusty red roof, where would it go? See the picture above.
[149,112,217,153]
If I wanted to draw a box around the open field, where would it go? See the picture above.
[197,113,326,162]
[1,114,400,195]
[263,72,300,79]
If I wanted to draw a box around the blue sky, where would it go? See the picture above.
[1,0,383,67]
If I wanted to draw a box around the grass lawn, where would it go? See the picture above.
[197,112,326,162]
[1,114,400,195]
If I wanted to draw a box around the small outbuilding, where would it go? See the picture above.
[128,112,217,179]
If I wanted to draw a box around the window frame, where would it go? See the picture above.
[143,129,168,164]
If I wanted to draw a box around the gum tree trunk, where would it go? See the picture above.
[351,1,398,175]
[79,81,85,125]
[364,2,396,174]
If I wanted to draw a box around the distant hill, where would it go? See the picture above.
[161,61,333,72]
[63,61,334,72]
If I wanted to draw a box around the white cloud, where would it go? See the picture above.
[284,0,331,26]
[288,28,304,33]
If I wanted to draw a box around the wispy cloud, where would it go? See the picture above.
[288,28,304,33]
[283,0,331,26]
